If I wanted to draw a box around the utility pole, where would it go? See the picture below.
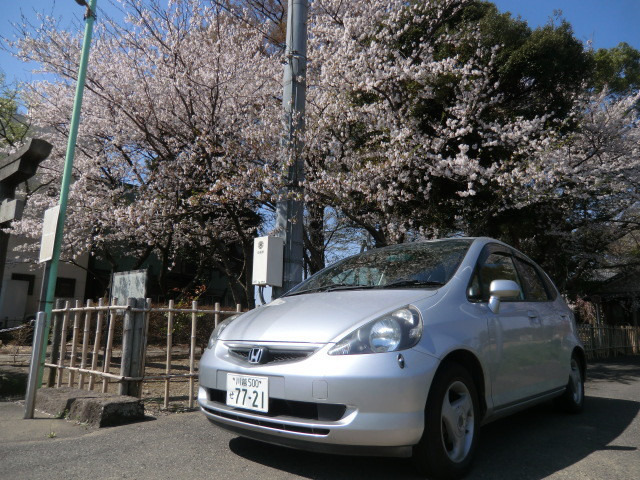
[35,0,98,387]
[272,0,308,298]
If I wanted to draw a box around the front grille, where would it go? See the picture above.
[203,406,331,436]
[229,349,250,360]
[207,388,347,422]
[228,347,314,365]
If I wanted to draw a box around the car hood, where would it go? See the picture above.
[220,289,437,344]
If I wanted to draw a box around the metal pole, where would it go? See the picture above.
[24,312,47,419]
[37,0,98,387]
[272,0,308,298]
[37,261,52,312]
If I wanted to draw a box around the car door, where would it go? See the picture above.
[470,246,545,408]
[513,257,566,390]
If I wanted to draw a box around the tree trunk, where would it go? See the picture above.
[305,202,325,274]
[157,234,173,297]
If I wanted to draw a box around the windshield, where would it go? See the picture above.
[287,239,473,296]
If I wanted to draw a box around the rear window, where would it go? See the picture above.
[514,258,549,301]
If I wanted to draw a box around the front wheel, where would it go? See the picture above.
[412,362,480,480]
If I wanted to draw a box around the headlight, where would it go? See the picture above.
[328,306,422,355]
[207,314,240,349]
[369,318,402,352]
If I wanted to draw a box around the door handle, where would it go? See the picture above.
[528,311,540,324]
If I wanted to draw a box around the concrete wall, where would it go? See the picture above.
[0,232,88,326]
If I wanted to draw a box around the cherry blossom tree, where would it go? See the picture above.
[500,90,640,290]
[6,0,282,305]
[302,0,639,291]
[303,0,554,246]
[5,0,638,299]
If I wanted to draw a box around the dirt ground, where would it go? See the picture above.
[0,342,202,417]
[135,347,202,416]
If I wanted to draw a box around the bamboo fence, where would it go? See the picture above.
[44,299,241,410]
[577,324,640,359]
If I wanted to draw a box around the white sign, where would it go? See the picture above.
[252,236,284,287]
[38,205,60,263]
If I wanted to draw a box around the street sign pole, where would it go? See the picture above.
[24,312,47,419]
[36,0,98,387]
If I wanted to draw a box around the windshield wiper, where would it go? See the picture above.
[286,284,376,296]
[323,284,377,292]
[380,279,445,289]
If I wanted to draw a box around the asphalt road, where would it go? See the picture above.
[1,357,638,480]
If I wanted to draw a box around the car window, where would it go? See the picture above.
[472,253,523,302]
[514,258,549,301]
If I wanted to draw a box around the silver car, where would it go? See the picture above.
[198,237,585,479]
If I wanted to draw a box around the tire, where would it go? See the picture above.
[555,354,584,414]
[412,362,480,480]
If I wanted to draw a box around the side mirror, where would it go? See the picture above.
[488,279,521,314]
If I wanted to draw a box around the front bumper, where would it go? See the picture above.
[198,342,440,456]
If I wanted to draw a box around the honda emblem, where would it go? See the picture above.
[248,347,266,364]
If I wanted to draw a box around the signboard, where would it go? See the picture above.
[38,205,60,263]
[111,269,148,304]
[252,236,284,287]
[109,269,148,397]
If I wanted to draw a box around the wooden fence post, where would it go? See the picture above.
[46,299,65,387]
[127,297,147,398]
[79,299,93,389]
[102,299,118,393]
[88,298,105,390]
[119,298,136,396]
[68,300,82,387]
[164,299,174,409]
[56,301,71,388]
[136,298,152,399]
[214,302,220,327]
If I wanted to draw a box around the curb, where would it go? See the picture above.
[35,387,145,427]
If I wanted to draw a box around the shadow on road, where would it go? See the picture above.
[228,395,639,480]
[587,356,640,385]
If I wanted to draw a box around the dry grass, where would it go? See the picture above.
[0,343,202,417]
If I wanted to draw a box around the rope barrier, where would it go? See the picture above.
[0,322,33,334]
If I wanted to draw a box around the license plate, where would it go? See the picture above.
[226,374,269,413]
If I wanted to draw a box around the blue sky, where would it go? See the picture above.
[0,0,123,83]
[493,0,640,49]
[1,0,640,83]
